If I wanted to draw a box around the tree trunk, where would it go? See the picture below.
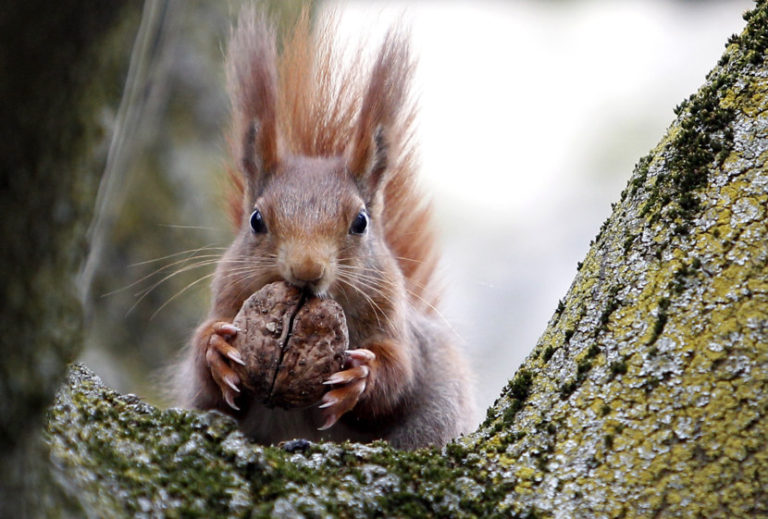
[40,1,768,517]
[0,2,141,516]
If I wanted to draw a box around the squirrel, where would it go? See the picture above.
[173,7,476,450]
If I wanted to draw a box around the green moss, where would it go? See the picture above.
[622,235,635,254]
[593,216,613,246]
[642,376,662,393]
[672,265,690,294]
[577,358,592,378]
[629,154,653,196]
[506,369,534,401]
[498,369,536,425]
[503,400,524,423]
[444,440,470,462]
[691,257,702,270]
[608,360,628,378]
[638,1,768,229]
[597,286,622,332]
[559,380,578,400]
[647,297,670,346]
[38,3,768,517]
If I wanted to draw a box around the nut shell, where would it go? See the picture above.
[231,281,348,408]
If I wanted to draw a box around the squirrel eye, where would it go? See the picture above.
[349,210,368,235]
[249,208,267,234]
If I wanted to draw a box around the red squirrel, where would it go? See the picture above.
[173,8,476,449]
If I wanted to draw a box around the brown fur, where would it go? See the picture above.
[173,7,475,449]
[226,8,439,311]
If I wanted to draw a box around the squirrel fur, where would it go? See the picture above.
[173,7,476,450]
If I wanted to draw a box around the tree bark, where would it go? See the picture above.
[0,2,141,516]
[39,1,768,517]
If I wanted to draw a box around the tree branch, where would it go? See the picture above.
[38,1,768,516]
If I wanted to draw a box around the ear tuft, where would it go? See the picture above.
[241,118,278,200]
[371,125,389,178]
[227,7,279,202]
[346,27,411,203]
[349,125,389,203]
[241,119,259,179]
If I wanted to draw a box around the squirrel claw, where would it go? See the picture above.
[346,349,376,364]
[210,333,244,366]
[226,350,246,367]
[213,322,241,337]
[323,365,369,386]
[206,321,244,411]
[318,414,337,431]
[318,379,367,430]
[317,395,337,409]
[223,391,240,411]
[224,377,241,394]
[318,348,374,430]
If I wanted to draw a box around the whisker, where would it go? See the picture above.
[335,273,381,324]
[130,243,227,266]
[155,223,220,231]
[132,258,227,296]
[105,242,234,297]
[131,255,275,295]
[337,261,435,299]
[122,247,273,297]
[335,262,457,336]
[391,255,426,265]
[125,261,220,315]
[104,255,226,297]
[335,270,398,332]
[126,257,264,310]
[148,262,273,319]
[149,271,219,319]
[337,251,425,266]
[114,238,280,319]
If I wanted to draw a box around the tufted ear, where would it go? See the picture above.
[227,7,279,204]
[347,26,410,206]
[349,125,389,204]
[240,117,278,202]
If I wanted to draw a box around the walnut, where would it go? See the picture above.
[231,281,348,408]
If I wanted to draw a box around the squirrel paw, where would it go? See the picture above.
[317,349,375,430]
[205,321,245,411]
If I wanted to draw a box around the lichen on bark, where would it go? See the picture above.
[478,3,768,515]
[48,364,492,518]
[43,2,768,517]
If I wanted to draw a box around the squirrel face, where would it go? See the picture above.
[246,155,373,297]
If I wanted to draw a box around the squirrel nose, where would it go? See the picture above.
[290,258,325,284]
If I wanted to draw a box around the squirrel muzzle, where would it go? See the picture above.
[279,241,335,295]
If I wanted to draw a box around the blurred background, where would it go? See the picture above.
[79,0,752,418]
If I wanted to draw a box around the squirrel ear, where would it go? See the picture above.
[349,125,388,202]
[241,118,278,201]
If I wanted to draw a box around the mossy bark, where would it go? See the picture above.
[0,2,141,516]
[42,2,768,518]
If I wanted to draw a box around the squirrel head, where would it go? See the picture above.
[237,122,393,298]
[219,8,436,320]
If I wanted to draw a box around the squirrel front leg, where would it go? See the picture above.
[188,317,246,412]
[319,338,415,430]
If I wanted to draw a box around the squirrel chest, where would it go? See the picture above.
[173,7,476,450]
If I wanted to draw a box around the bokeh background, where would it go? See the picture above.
[80,0,752,418]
